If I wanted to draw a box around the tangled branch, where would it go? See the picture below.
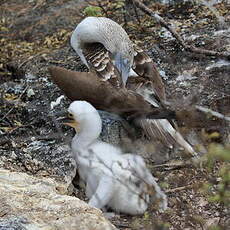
[132,0,230,59]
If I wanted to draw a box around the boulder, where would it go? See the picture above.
[0,169,117,230]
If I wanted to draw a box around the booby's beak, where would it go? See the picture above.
[114,53,130,86]
[59,113,80,130]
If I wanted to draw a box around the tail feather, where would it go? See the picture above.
[137,118,197,157]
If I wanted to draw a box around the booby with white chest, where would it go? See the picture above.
[63,100,167,215]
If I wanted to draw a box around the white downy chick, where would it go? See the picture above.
[64,100,167,215]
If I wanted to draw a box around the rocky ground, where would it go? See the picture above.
[0,0,229,229]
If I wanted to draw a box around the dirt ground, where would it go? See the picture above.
[0,0,229,229]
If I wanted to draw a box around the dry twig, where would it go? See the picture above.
[152,161,191,170]
[195,105,230,122]
[166,185,193,193]
[0,85,28,122]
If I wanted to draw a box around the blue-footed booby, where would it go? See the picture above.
[71,17,135,86]
[49,16,198,157]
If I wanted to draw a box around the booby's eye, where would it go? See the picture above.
[68,113,74,118]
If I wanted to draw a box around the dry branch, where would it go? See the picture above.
[152,161,191,170]
[131,0,230,59]
[0,85,28,122]
[166,185,193,193]
[195,105,230,122]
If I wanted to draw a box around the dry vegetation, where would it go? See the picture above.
[0,0,229,229]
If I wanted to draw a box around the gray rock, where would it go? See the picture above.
[0,218,28,230]
[0,169,117,230]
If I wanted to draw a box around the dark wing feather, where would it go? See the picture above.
[48,66,172,119]
[128,46,197,157]
[136,118,197,157]
[83,42,123,88]
[132,45,166,101]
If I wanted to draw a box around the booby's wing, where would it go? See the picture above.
[122,154,156,185]
[49,66,196,156]
[127,47,197,157]
[122,154,168,211]
[78,151,159,211]
[49,66,172,119]
[131,45,166,101]
[82,42,123,88]
[133,79,197,157]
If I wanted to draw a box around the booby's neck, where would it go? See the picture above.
[71,17,134,85]
[72,111,102,152]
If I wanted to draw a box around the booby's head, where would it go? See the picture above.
[71,17,135,85]
[63,101,102,137]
